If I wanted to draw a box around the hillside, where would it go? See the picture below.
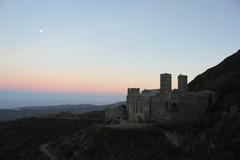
[0,111,104,160]
[2,111,240,160]
[50,126,180,160]
[188,49,240,109]
[50,115,240,160]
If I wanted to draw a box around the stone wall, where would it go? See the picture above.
[105,105,127,124]
[171,91,216,121]
[128,96,150,122]
[125,87,216,123]
[149,92,168,121]
[149,90,216,122]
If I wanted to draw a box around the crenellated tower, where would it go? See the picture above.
[127,88,140,96]
[126,88,140,110]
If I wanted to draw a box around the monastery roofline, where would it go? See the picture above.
[160,73,171,75]
[178,74,187,77]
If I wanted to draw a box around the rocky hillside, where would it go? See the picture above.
[50,114,240,160]
[188,49,240,109]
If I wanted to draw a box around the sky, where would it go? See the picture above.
[0,0,240,108]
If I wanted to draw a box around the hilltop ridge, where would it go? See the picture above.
[189,49,240,109]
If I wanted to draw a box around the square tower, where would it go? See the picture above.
[127,88,140,96]
[178,74,188,92]
[160,73,172,92]
[126,88,140,111]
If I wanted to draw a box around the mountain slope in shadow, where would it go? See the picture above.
[188,49,240,109]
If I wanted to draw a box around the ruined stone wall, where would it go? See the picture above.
[105,106,127,123]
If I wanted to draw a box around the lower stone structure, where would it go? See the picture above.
[105,105,127,124]
[127,89,215,122]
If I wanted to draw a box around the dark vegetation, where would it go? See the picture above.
[51,126,180,160]
[0,111,104,160]
[50,114,240,160]
[50,110,105,120]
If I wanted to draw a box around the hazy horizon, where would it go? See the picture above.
[0,90,125,109]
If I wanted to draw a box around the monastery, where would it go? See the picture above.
[105,73,215,123]
[126,73,215,122]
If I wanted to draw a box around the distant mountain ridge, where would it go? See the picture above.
[0,101,125,122]
[189,49,240,109]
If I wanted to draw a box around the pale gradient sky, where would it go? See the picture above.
[0,0,240,108]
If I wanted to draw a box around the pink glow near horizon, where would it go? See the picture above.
[0,72,182,95]
[0,76,127,95]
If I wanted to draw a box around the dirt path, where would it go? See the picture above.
[39,143,59,160]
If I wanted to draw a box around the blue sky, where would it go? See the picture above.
[0,0,240,108]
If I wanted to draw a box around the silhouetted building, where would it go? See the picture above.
[126,73,216,122]
[178,74,188,92]
[160,73,172,92]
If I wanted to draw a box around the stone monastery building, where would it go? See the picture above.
[126,73,215,122]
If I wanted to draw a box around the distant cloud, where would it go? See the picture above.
[79,42,88,48]
[65,42,88,53]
